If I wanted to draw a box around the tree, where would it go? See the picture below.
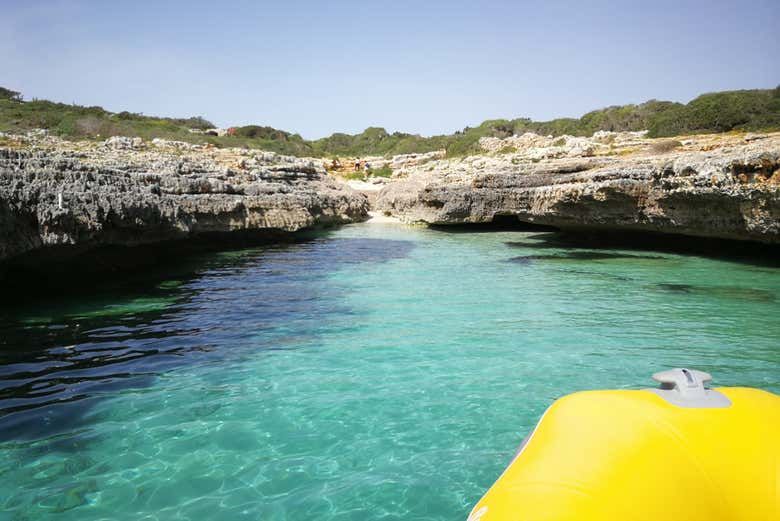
[0,87,22,101]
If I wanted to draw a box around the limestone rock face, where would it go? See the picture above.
[0,134,368,264]
[375,133,780,244]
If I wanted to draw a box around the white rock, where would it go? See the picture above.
[104,136,136,150]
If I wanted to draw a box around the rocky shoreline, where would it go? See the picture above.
[0,133,369,273]
[1,129,779,284]
[374,131,780,244]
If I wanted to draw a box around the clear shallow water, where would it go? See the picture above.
[1,224,778,520]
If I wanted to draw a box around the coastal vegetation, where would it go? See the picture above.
[367,165,393,178]
[2,86,779,158]
[339,164,393,181]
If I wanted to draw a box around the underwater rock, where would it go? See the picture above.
[657,283,775,302]
[508,251,665,262]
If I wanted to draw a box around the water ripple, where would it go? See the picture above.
[0,228,777,520]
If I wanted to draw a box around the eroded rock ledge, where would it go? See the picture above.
[375,133,780,244]
[0,134,368,267]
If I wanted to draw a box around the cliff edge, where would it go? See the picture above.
[0,134,369,266]
[374,132,780,244]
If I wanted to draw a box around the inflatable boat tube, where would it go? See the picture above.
[467,369,780,521]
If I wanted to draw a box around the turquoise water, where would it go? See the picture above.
[1,224,778,520]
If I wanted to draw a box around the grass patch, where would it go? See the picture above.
[341,171,366,181]
[368,165,393,178]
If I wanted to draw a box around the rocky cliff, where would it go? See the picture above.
[375,132,780,244]
[0,133,368,266]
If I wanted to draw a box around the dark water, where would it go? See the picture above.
[1,224,778,520]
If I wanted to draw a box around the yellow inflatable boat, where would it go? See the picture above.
[468,369,780,521]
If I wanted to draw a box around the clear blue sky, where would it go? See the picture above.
[2,0,779,139]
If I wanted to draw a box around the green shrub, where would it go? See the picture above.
[116,111,142,121]
[0,87,22,101]
[234,125,290,140]
[167,116,214,130]
[647,88,780,136]
[368,165,393,177]
[342,171,365,181]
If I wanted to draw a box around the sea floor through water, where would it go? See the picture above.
[1,223,778,520]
